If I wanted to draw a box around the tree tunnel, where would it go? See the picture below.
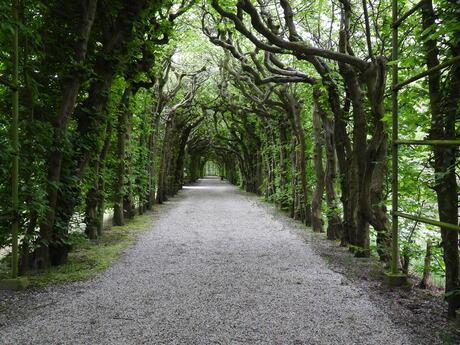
[0,0,459,317]
[202,161,221,176]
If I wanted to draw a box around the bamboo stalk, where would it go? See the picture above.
[393,211,460,232]
[393,55,460,91]
[11,0,20,279]
[390,0,400,276]
[392,1,423,28]
[395,139,460,145]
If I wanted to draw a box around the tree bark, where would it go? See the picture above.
[113,88,132,226]
[278,122,290,209]
[156,118,172,204]
[146,109,161,209]
[315,89,343,239]
[422,0,460,318]
[311,90,325,232]
[419,240,433,289]
[283,91,311,225]
[84,123,112,239]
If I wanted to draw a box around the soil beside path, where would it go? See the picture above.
[1,177,420,344]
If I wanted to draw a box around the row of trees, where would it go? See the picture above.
[0,0,458,318]
[0,0,213,271]
[199,0,459,317]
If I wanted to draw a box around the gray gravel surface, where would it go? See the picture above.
[0,177,417,345]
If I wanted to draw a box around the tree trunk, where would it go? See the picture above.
[422,0,460,318]
[85,123,112,238]
[325,81,353,246]
[278,122,290,209]
[19,30,37,274]
[284,92,311,224]
[311,90,324,232]
[419,240,433,289]
[146,110,161,209]
[342,65,370,257]
[96,123,112,236]
[157,119,172,204]
[172,125,194,193]
[113,88,132,226]
[19,212,36,274]
[37,0,98,268]
[316,89,343,240]
[123,111,135,220]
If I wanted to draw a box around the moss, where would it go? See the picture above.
[324,253,335,265]
[23,213,155,288]
[368,267,385,280]
[0,277,29,290]
[441,333,456,345]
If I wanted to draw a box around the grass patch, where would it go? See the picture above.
[368,264,386,279]
[10,214,154,288]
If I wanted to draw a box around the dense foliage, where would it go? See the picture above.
[0,0,458,317]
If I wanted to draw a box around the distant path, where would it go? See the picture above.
[0,177,413,345]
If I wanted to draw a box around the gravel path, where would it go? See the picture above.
[0,177,415,345]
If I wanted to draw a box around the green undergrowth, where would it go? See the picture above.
[12,213,154,288]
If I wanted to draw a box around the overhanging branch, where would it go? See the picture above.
[211,0,369,71]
